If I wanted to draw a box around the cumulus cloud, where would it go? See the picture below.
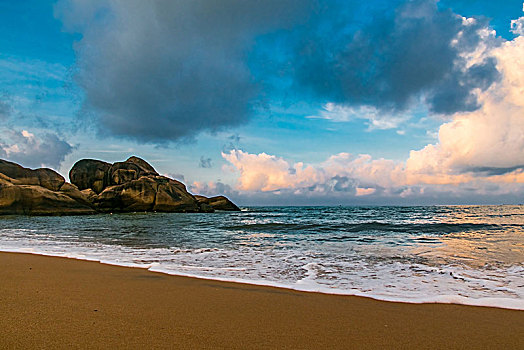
[222,148,524,204]
[55,0,502,143]
[222,150,320,192]
[222,150,404,196]
[406,34,524,182]
[0,130,74,169]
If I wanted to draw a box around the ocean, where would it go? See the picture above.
[1,205,523,310]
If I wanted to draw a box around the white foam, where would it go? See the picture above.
[1,244,522,310]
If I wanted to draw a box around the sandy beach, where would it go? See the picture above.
[0,252,522,349]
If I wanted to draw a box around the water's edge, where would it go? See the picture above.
[3,248,523,311]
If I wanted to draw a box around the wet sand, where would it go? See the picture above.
[0,252,522,349]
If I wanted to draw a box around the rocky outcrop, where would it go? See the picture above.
[0,160,96,215]
[194,195,241,211]
[69,156,239,213]
[0,156,240,215]
[69,159,111,194]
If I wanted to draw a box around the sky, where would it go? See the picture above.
[0,0,523,205]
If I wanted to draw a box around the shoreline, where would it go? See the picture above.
[1,251,523,349]
[1,248,522,311]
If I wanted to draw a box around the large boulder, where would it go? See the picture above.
[69,159,111,194]
[152,176,201,212]
[125,156,159,175]
[94,177,158,212]
[107,160,157,186]
[0,159,96,215]
[0,183,95,215]
[69,156,239,213]
[69,156,159,193]
[194,195,241,211]
[93,176,201,213]
[0,159,65,191]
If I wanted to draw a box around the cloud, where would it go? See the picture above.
[308,103,411,130]
[190,181,238,198]
[222,150,321,192]
[287,0,500,115]
[510,3,524,35]
[222,148,524,204]
[0,130,74,169]
[55,0,309,143]
[221,9,524,202]
[222,133,242,152]
[355,187,376,196]
[406,34,524,182]
[222,150,403,195]
[199,156,213,169]
[223,19,524,201]
[55,0,503,144]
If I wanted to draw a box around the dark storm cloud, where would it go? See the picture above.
[288,0,500,114]
[56,0,500,144]
[428,57,501,114]
[55,0,310,143]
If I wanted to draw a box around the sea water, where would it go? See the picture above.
[0,205,523,310]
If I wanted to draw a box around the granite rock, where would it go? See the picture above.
[0,159,96,215]
[70,156,238,213]
[194,195,241,211]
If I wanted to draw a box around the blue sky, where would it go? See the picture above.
[1,0,524,205]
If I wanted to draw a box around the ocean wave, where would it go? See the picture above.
[221,221,515,234]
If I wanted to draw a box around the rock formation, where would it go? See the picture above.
[194,195,240,211]
[0,159,96,215]
[69,156,240,213]
[0,156,240,215]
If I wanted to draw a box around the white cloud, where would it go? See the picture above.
[222,149,406,196]
[308,103,410,130]
[510,3,524,36]
[222,150,320,191]
[406,34,524,182]
[221,147,524,203]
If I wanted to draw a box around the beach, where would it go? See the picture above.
[1,252,522,349]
